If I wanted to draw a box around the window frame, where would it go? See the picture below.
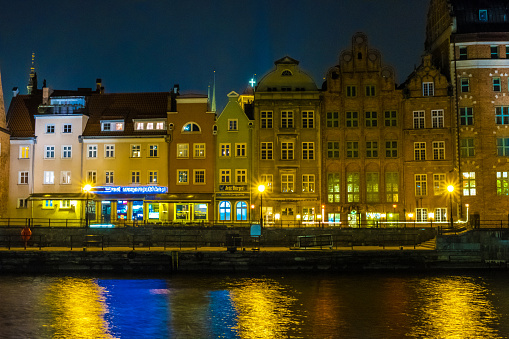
[104,144,115,158]
[177,143,189,158]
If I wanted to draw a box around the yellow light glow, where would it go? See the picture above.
[428,212,435,219]
[317,214,322,220]
[258,184,266,193]
[465,204,469,208]
[83,184,92,192]
[447,185,454,193]
[408,213,414,218]
[296,214,301,220]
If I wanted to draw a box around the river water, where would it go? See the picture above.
[1,272,508,338]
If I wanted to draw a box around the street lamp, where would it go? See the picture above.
[83,184,92,228]
[258,184,265,229]
[447,185,454,229]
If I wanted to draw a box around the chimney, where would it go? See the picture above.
[42,86,53,105]
[170,84,179,112]
[12,87,19,97]
[96,78,104,94]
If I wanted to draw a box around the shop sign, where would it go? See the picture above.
[219,185,247,192]
[96,186,168,194]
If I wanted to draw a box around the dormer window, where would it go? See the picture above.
[479,9,488,22]
[156,122,164,130]
[134,120,165,131]
[182,122,201,133]
[281,70,292,76]
[136,122,144,130]
[101,120,124,132]
[146,122,154,130]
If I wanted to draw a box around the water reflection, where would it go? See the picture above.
[0,273,508,338]
[409,276,500,338]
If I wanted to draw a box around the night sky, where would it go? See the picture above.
[0,0,429,112]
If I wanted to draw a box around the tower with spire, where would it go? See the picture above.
[27,52,37,95]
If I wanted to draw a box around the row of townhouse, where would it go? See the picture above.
[2,0,508,226]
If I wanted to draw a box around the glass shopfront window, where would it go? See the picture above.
[236,201,247,221]
[328,213,340,224]
[193,203,207,220]
[176,204,190,221]
[148,203,160,219]
[117,200,128,220]
[101,201,111,224]
[132,201,143,221]
[219,201,231,221]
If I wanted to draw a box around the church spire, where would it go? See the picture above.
[27,52,37,95]
[211,70,216,112]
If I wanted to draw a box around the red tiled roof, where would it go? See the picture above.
[6,94,41,138]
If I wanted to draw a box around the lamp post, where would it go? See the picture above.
[447,185,454,229]
[83,184,92,228]
[258,185,265,229]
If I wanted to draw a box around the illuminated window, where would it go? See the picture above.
[386,172,398,202]
[146,122,154,130]
[281,174,294,193]
[18,171,28,185]
[281,111,294,128]
[302,174,315,193]
[236,143,246,157]
[413,111,425,129]
[177,143,189,158]
[88,145,97,158]
[182,122,201,132]
[220,169,231,184]
[347,172,360,203]
[148,171,158,183]
[105,145,115,158]
[434,208,447,222]
[194,170,205,184]
[302,142,314,160]
[136,122,144,130]
[346,141,358,158]
[416,208,428,222]
[463,172,476,196]
[432,110,444,128]
[19,146,30,159]
[497,172,508,196]
[433,141,445,160]
[156,122,164,130]
[346,111,358,127]
[460,139,475,157]
[194,143,205,158]
[131,171,140,183]
[219,201,231,221]
[261,142,273,160]
[62,145,72,159]
[433,173,446,195]
[366,172,379,203]
[281,142,294,160]
[366,141,378,158]
[327,173,340,203]
[303,207,315,221]
[178,170,189,184]
[45,145,55,159]
[101,121,124,131]
[414,142,426,160]
[60,171,71,184]
[149,144,158,157]
[384,111,397,127]
[261,111,273,128]
[105,171,114,184]
[365,111,377,127]
[302,111,314,128]
[261,174,273,192]
[415,174,427,196]
[422,82,434,96]
[220,143,231,157]
[43,200,53,209]
[460,107,473,125]
[479,9,488,22]
[326,112,339,127]
[236,201,248,221]
[131,144,141,158]
[44,171,54,185]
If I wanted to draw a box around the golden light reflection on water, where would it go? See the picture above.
[228,278,299,339]
[41,277,113,339]
[410,276,500,338]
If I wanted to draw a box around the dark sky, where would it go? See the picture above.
[0,0,430,112]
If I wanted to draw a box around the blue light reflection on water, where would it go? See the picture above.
[96,279,170,338]
[207,290,239,338]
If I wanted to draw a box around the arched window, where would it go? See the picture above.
[281,69,292,76]
[236,201,247,221]
[182,122,201,133]
[219,201,231,221]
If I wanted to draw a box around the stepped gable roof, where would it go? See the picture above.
[450,0,509,34]
[83,92,169,137]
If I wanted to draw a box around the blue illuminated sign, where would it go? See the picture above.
[95,186,168,194]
